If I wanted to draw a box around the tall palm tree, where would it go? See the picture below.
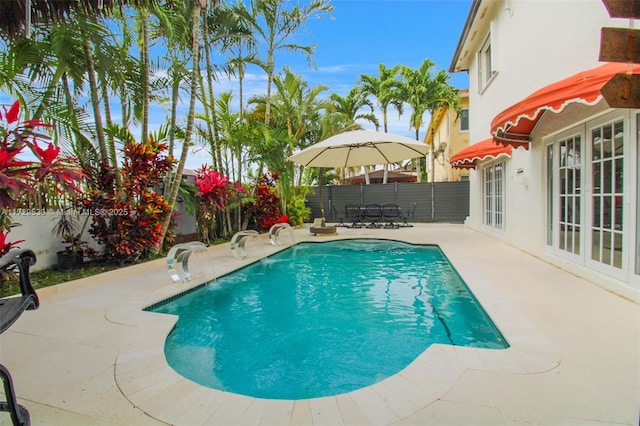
[239,0,333,124]
[399,58,459,159]
[329,86,379,131]
[248,67,330,212]
[359,64,406,183]
[203,4,254,172]
[399,58,459,216]
[159,0,209,248]
[0,0,164,40]
[399,60,456,140]
[359,64,404,133]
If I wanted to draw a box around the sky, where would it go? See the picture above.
[2,0,473,171]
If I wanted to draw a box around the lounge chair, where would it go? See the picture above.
[400,202,417,227]
[0,248,38,426]
[365,204,383,228]
[344,204,364,228]
[381,203,401,228]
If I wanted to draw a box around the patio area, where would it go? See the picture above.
[0,224,638,425]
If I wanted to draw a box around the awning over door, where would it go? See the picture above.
[450,138,512,169]
[490,62,640,147]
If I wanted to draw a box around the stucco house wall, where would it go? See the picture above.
[450,0,639,301]
[431,90,470,182]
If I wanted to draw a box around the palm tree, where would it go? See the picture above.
[0,0,164,40]
[158,0,209,248]
[399,58,459,217]
[359,64,405,183]
[239,0,333,124]
[248,67,330,214]
[359,64,404,133]
[204,4,255,172]
[329,86,379,130]
[399,58,459,164]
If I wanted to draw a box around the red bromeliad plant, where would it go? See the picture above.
[194,165,231,242]
[0,100,84,255]
[243,172,289,232]
[84,138,173,264]
[194,165,230,211]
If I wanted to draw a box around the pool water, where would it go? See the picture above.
[148,239,508,400]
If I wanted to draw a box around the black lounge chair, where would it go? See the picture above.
[400,202,417,227]
[381,203,401,228]
[0,248,38,426]
[364,204,382,228]
[344,204,364,228]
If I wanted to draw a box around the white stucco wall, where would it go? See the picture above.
[467,0,611,139]
[7,208,197,271]
[7,212,100,271]
[462,0,616,251]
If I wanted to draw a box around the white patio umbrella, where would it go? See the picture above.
[287,130,429,219]
[287,130,429,169]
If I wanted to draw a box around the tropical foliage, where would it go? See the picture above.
[0,100,84,255]
[83,138,173,264]
[0,0,461,254]
[242,172,288,231]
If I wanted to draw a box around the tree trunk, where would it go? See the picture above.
[158,0,203,249]
[82,37,109,163]
[140,10,150,145]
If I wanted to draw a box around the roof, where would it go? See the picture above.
[449,0,500,73]
[341,169,417,185]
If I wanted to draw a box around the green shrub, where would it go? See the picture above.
[287,193,311,226]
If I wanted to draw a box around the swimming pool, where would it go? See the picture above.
[148,239,508,400]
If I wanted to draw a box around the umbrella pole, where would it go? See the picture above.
[319,167,325,223]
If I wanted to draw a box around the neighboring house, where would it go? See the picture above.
[340,169,417,185]
[449,0,639,302]
[425,89,470,182]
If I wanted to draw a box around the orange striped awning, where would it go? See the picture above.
[491,62,640,148]
[450,138,512,169]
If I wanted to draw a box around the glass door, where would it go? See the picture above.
[585,118,629,279]
[589,119,625,271]
[557,134,582,258]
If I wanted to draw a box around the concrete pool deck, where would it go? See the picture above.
[0,224,638,425]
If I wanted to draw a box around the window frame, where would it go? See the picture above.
[459,108,469,132]
[482,160,506,232]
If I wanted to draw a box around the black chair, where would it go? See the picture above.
[364,204,382,228]
[381,203,401,228]
[400,202,417,227]
[0,248,38,426]
[344,204,364,228]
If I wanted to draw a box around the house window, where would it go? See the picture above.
[459,108,469,132]
[482,161,505,230]
[478,30,496,92]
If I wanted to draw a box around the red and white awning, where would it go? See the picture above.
[491,62,640,147]
[450,138,512,169]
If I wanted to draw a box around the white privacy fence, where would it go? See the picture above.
[5,211,99,271]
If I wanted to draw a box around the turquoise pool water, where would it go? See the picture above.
[148,239,508,400]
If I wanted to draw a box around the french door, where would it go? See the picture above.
[587,118,625,273]
[549,112,638,285]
